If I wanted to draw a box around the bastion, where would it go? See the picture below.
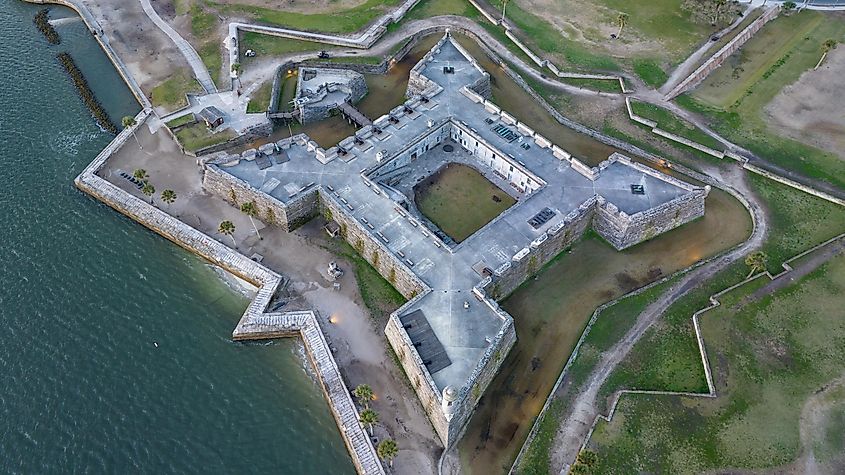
[201,33,708,446]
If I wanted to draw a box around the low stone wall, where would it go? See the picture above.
[625,98,726,159]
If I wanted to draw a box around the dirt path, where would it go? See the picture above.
[547,164,769,473]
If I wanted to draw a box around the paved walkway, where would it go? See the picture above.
[139,0,218,94]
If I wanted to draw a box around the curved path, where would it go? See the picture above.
[139,0,217,94]
[548,164,769,472]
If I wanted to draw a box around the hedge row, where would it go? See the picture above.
[34,9,61,45]
[57,52,119,134]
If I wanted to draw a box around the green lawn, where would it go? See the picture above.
[198,40,222,85]
[212,0,402,33]
[174,122,236,152]
[149,71,202,112]
[562,77,622,93]
[404,0,480,21]
[632,58,668,87]
[246,80,273,113]
[165,113,195,128]
[630,100,724,150]
[682,11,845,189]
[240,31,326,58]
[589,253,845,474]
[415,163,515,242]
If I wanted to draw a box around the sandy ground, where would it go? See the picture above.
[517,0,687,62]
[83,0,191,96]
[764,47,845,161]
[100,126,442,473]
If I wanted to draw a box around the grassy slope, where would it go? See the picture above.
[682,11,845,189]
[149,70,202,111]
[212,0,402,33]
[630,100,723,150]
[246,80,272,113]
[589,253,845,473]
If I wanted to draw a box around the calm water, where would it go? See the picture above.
[0,2,353,472]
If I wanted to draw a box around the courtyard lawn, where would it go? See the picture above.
[561,77,623,93]
[588,253,845,474]
[149,70,202,112]
[239,31,326,59]
[683,11,845,189]
[174,122,236,152]
[415,163,515,242]
[404,0,481,21]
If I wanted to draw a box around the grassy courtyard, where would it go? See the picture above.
[414,163,515,242]
[174,122,236,152]
[588,253,845,474]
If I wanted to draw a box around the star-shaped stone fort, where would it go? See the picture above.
[202,33,708,446]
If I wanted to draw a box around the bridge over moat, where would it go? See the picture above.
[202,33,708,446]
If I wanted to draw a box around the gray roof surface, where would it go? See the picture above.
[215,35,699,393]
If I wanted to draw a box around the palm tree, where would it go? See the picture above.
[219,220,237,248]
[615,12,629,39]
[160,189,177,207]
[133,168,149,183]
[359,408,379,436]
[711,0,728,26]
[744,251,768,278]
[353,384,374,409]
[815,39,837,70]
[240,200,262,240]
[122,115,141,149]
[141,183,155,204]
[500,0,510,24]
[377,439,398,468]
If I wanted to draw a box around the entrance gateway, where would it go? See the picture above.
[201,32,709,446]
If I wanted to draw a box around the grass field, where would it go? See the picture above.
[484,0,720,73]
[174,122,236,152]
[561,77,622,93]
[414,163,515,242]
[212,0,402,33]
[600,174,845,403]
[165,113,195,128]
[683,11,845,189]
[149,70,202,111]
[404,0,480,21]
[588,253,845,474]
[632,58,668,87]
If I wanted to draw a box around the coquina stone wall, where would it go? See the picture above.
[321,192,426,299]
[202,163,319,231]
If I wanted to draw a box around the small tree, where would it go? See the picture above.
[815,39,837,70]
[219,220,237,248]
[266,207,276,226]
[228,187,238,204]
[377,439,398,468]
[133,168,149,183]
[615,12,628,39]
[240,200,262,240]
[122,115,141,149]
[744,251,768,278]
[500,0,510,24]
[231,62,242,88]
[141,183,155,204]
[161,189,177,207]
[783,1,797,11]
[353,384,374,409]
[359,408,379,436]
